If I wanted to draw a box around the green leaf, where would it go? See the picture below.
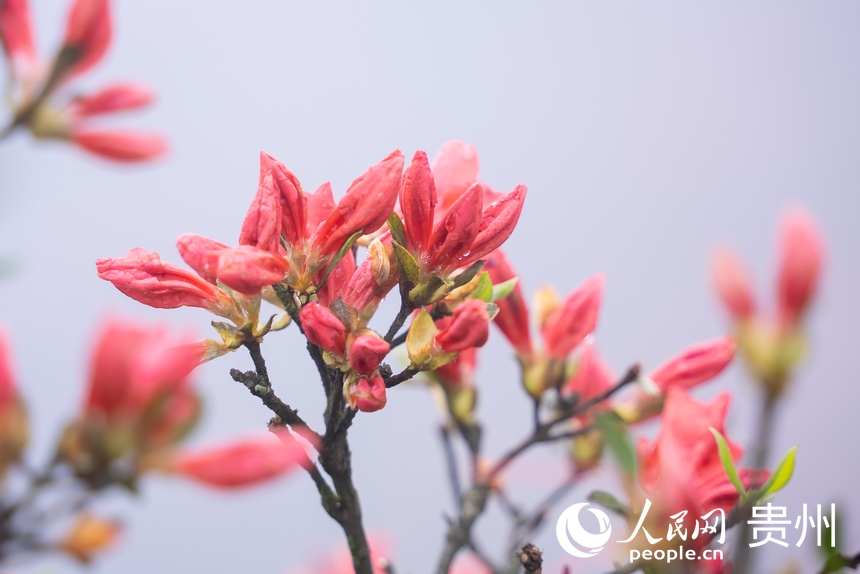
[451,260,485,289]
[392,241,421,288]
[709,427,746,497]
[595,412,637,477]
[470,272,493,302]
[387,212,407,248]
[490,277,519,302]
[587,490,629,518]
[318,229,362,288]
[408,275,449,306]
[759,446,797,497]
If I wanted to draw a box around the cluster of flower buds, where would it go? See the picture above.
[0,0,166,161]
[59,318,313,490]
[712,207,824,396]
[97,142,527,415]
[484,249,738,469]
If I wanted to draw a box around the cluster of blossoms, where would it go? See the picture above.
[0,319,315,564]
[0,0,165,160]
[97,141,527,414]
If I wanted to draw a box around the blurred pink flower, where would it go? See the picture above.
[777,207,824,326]
[172,429,313,489]
[485,250,533,360]
[649,336,736,392]
[638,388,767,516]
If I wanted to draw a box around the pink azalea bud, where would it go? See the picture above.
[426,183,483,271]
[563,345,614,404]
[485,250,533,359]
[431,140,479,209]
[458,184,527,268]
[0,0,38,80]
[72,83,154,116]
[72,130,167,162]
[215,245,288,296]
[348,376,387,413]
[541,274,604,359]
[313,150,404,256]
[348,330,390,376]
[239,173,285,254]
[172,429,311,489]
[435,299,490,353]
[176,233,228,284]
[649,336,736,392]
[299,303,347,356]
[711,247,756,322]
[96,248,224,310]
[62,0,111,76]
[84,319,200,423]
[306,182,336,235]
[776,207,823,326]
[401,150,437,254]
[259,152,307,246]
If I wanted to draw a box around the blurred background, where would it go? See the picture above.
[1,1,858,572]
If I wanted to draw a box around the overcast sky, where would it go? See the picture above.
[1,1,858,573]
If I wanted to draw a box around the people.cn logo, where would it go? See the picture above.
[556,502,612,558]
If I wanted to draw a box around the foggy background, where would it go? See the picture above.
[1,1,858,572]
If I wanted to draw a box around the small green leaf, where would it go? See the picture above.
[387,212,407,248]
[392,241,421,288]
[451,260,485,289]
[759,445,797,497]
[318,229,362,288]
[470,272,493,302]
[490,277,519,302]
[588,490,629,518]
[408,275,449,306]
[709,427,746,497]
[595,412,637,477]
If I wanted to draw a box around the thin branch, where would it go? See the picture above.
[382,366,420,389]
[440,426,463,510]
[384,301,413,343]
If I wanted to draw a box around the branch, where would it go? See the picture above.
[382,366,420,389]
[384,301,413,343]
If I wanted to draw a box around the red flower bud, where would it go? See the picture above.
[313,150,404,256]
[96,248,224,310]
[563,345,614,404]
[401,150,437,254]
[777,207,823,327]
[176,233,228,285]
[348,376,387,413]
[239,172,285,254]
[485,250,533,359]
[348,330,390,376]
[458,184,527,268]
[435,299,490,353]
[299,303,347,356]
[711,248,756,322]
[259,152,307,246]
[215,245,288,296]
[541,274,604,359]
[649,336,735,392]
[426,183,483,271]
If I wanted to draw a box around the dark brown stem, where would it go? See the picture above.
[384,301,414,343]
[733,391,778,574]
[516,543,542,574]
[382,366,420,389]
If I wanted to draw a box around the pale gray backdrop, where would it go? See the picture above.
[1,1,858,573]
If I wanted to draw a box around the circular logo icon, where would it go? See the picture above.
[556,502,612,558]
